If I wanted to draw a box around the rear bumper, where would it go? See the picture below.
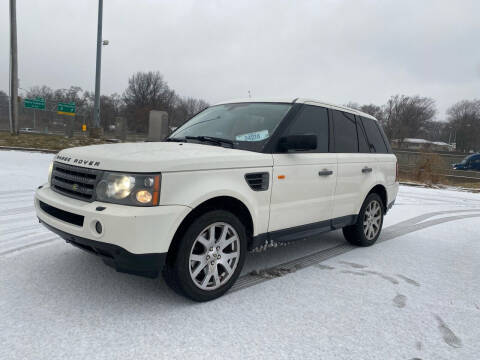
[386,182,399,213]
[41,220,166,278]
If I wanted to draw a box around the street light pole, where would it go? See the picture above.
[9,0,18,135]
[92,0,103,135]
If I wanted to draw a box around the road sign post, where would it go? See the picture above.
[57,102,76,116]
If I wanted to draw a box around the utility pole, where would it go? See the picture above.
[9,0,18,135]
[92,0,103,137]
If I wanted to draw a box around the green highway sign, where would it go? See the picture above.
[57,102,76,116]
[24,98,45,110]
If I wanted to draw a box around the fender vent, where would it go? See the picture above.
[245,172,269,191]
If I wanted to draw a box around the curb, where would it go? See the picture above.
[0,146,58,154]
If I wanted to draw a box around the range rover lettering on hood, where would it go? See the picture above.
[55,154,101,167]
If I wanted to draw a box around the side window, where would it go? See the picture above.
[377,123,393,153]
[332,110,358,153]
[361,117,388,153]
[472,157,480,168]
[283,105,329,152]
[356,116,370,153]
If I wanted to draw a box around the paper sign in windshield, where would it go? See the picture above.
[235,130,269,142]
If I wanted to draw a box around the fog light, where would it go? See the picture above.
[136,190,152,204]
[95,221,103,234]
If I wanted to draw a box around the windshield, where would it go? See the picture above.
[460,155,472,165]
[169,102,292,151]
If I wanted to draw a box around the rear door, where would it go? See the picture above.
[268,105,337,232]
[331,110,375,219]
[360,116,397,186]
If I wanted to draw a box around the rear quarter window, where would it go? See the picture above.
[356,116,370,153]
[361,117,389,154]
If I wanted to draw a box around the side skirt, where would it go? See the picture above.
[250,215,357,250]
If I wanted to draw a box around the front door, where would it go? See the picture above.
[268,105,337,232]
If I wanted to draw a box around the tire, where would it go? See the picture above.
[343,193,384,247]
[163,210,247,302]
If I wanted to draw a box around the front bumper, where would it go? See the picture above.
[41,221,166,278]
[35,184,191,266]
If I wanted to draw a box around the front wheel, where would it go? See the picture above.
[163,210,247,302]
[343,193,384,246]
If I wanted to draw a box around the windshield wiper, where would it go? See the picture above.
[185,136,235,148]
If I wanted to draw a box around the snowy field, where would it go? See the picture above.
[1,150,480,360]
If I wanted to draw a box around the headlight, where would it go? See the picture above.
[48,162,53,184]
[96,172,161,206]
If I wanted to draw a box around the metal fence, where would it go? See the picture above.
[394,149,480,186]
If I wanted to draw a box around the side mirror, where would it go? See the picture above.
[279,134,317,152]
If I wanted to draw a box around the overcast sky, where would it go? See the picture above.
[1,0,479,118]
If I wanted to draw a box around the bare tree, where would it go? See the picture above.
[123,71,174,132]
[383,95,436,140]
[446,99,480,152]
[123,71,209,132]
[171,96,209,127]
[359,104,384,124]
[422,120,448,142]
[344,102,360,110]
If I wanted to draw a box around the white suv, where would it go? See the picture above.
[35,98,398,301]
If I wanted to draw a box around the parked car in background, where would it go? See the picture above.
[453,153,480,171]
[19,128,36,133]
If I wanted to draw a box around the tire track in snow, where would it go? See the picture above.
[1,224,44,237]
[0,231,59,256]
[0,215,36,226]
[0,189,33,196]
[0,237,58,256]
[0,206,35,216]
[1,229,50,245]
[0,196,34,205]
[0,193,55,256]
[232,209,480,293]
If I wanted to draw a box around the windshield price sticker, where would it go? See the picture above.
[235,130,269,142]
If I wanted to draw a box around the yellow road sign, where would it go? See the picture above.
[58,111,75,116]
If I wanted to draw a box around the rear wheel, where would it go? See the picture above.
[343,193,384,246]
[163,210,247,302]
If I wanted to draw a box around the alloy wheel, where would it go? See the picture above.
[188,222,240,291]
[363,200,382,240]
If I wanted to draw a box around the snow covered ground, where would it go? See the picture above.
[1,150,480,360]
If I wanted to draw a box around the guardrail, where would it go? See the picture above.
[394,149,468,167]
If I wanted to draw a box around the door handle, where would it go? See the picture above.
[318,169,333,176]
[362,167,373,174]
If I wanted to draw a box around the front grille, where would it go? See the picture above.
[245,172,270,191]
[51,162,102,202]
[39,201,84,226]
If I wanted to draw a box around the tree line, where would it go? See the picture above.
[346,95,480,153]
[1,74,479,152]
[0,71,209,133]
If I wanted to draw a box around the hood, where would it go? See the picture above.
[54,142,273,172]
